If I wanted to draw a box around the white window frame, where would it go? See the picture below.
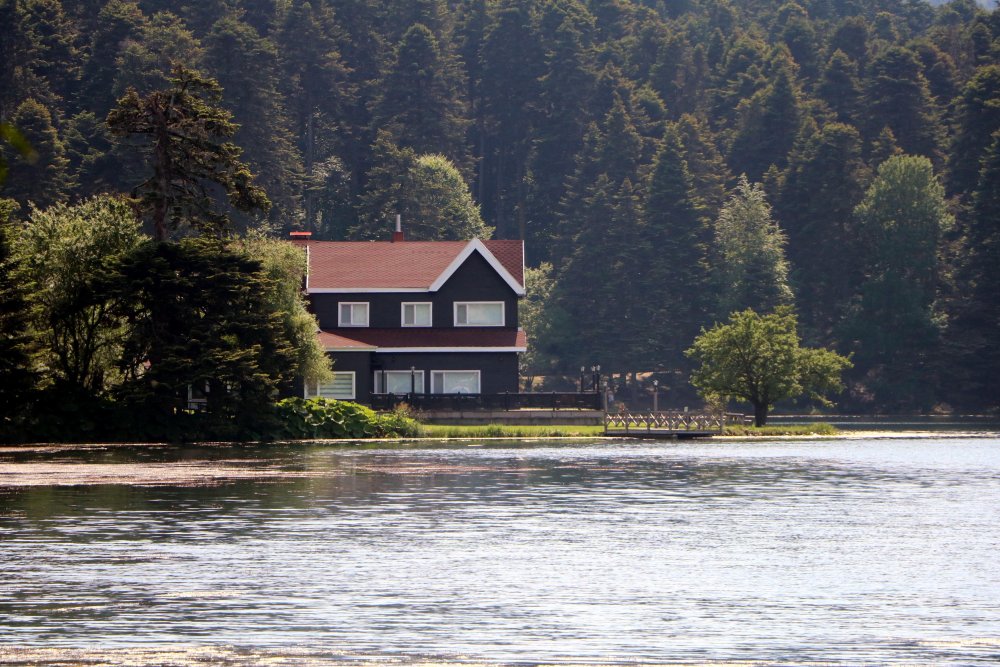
[431,370,481,394]
[401,302,433,327]
[338,302,369,327]
[454,301,505,327]
[305,371,356,400]
[374,370,425,394]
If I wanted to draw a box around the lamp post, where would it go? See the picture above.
[580,366,586,393]
[410,366,416,396]
[652,379,659,413]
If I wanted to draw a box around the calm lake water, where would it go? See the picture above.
[1,436,999,665]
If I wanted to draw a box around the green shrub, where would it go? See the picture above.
[274,397,420,439]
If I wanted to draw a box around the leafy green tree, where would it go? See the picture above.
[107,65,270,240]
[518,262,560,386]
[2,99,72,208]
[353,135,490,241]
[237,231,332,386]
[713,175,794,318]
[9,195,146,395]
[845,155,952,410]
[0,199,38,434]
[686,307,851,426]
[371,23,471,172]
[111,237,297,439]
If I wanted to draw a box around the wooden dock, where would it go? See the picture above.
[604,411,749,439]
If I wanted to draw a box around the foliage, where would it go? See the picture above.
[0,199,38,436]
[107,65,269,240]
[110,237,297,440]
[419,423,605,439]
[9,195,146,395]
[275,397,421,439]
[237,231,332,386]
[713,175,794,318]
[722,422,838,437]
[686,307,852,426]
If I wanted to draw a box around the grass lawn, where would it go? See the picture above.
[416,422,837,438]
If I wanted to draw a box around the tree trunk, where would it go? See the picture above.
[753,401,769,427]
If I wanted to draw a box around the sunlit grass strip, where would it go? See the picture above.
[722,423,838,436]
[418,423,606,438]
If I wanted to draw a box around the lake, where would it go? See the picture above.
[1,435,999,665]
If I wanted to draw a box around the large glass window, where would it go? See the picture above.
[431,370,481,394]
[305,372,356,399]
[338,302,369,327]
[454,302,504,326]
[374,370,425,394]
[401,302,432,327]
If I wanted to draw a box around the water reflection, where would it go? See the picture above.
[1,438,999,665]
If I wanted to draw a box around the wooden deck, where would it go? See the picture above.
[604,411,748,439]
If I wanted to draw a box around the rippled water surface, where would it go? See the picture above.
[2,437,999,665]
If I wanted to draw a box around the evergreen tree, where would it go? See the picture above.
[107,65,270,240]
[112,237,297,438]
[675,114,729,224]
[817,49,862,126]
[112,10,204,97]
[729,64,801,182]
[2,99,72,208]
[370,24,471,173]
[777,122,869,343]
[204,14,304,228]
[862,46,943,163]
[713,175,794,318]
[642,127,713,375]
[274,0,354,230]
[845,155,952,410]
[79,0,146,116]
[949,64,1000,197]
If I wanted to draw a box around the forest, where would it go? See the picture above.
[2,0,1000,418]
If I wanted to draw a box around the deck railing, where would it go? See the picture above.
[604,411,751,434]
[370,391,602,412]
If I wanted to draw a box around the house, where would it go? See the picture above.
[291,231,527,403]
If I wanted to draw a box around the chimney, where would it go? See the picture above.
[392,214,404,242]
[289,231,312,242]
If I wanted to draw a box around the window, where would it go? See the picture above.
[454,302,504,326]
[431,370,481,394]
[401,302,432,327]
[338,302,369,327]
[305,372,356,400]
[374,370,425,394]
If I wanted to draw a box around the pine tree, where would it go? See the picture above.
[204,13,304,229]
[949,64,1000,197]
[642,127,712,373]
[0,199,37,435]
[777,122,869,343]
[107,65,270,240]
[817,50,862,126]
[675,114,729,224]
[862,46,943,163]
[79,0,146,116]
[2,99,72,208]
[370,24,471,173]
[729,64,801,182]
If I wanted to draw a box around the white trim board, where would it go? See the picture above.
[429,239,526,296]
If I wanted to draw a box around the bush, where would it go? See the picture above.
[274,397,421,439]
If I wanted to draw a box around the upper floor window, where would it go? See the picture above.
[402,302,432,327]
[454,301,504,327]
[339,302,369,327]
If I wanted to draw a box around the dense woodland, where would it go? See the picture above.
[3,0,1000,416]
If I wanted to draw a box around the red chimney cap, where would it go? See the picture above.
[289,231,312,238]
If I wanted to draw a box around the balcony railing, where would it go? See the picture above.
[370,392,602,412]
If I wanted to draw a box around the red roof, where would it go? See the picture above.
[318,328,527,351]
[298,239,524,291]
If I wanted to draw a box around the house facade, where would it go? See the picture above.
[293,234,527,403]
